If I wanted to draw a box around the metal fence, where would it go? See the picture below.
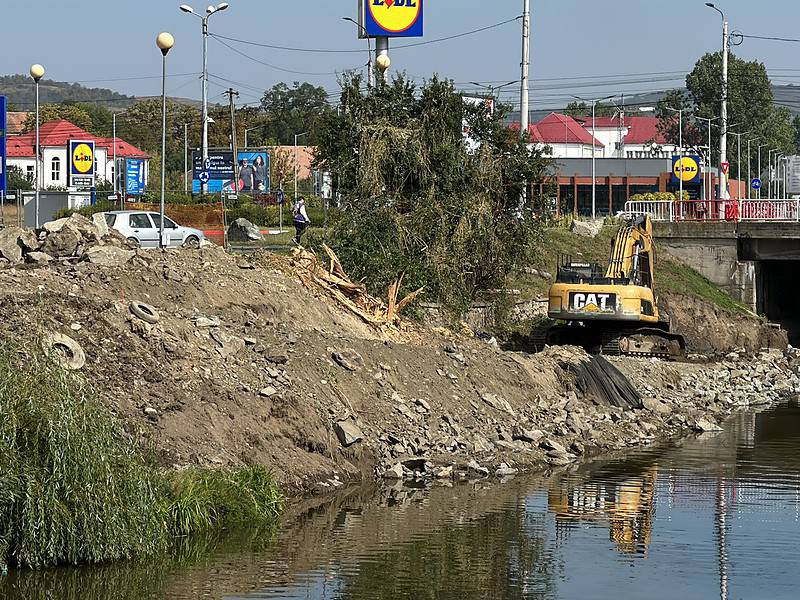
[624,199,800,223]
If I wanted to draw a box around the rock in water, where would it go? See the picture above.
[227,218,263,242]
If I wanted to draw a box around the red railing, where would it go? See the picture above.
[625,199,800,223]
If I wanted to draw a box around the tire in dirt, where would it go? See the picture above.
[129,301,160,324]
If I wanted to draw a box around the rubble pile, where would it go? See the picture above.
[0,231,796,495]
[0,213,134,268]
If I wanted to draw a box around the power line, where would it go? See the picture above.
[741,33,800,43]
[211,35,359,76]
[210,16,521,54]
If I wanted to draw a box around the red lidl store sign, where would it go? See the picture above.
[365,0,423,37]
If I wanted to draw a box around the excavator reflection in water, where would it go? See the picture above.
[548,467,658,555]
[545,215,686,358]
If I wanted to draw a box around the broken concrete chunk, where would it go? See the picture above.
[495,463,518,477]
[91,212,110,238]
[512,426,543,443]
[540,438,567,454]
[228,218,263,242]
[259,386,278,398]
[84,245,135,267]
[0,227,24,264]
[467,459,489,476]
[193,315,221,328]
[693,418,723,432]
[334,420,363,447]
[480,391,516,416]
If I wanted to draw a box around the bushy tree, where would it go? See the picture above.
[657,52,796,179]
[260,82,332,145]
[23,103,93,132]
[564,101,615,118]
[314,74,551,316]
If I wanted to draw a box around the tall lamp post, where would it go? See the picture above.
[294,131,308,204]
[157,32,175,249]
[30,64,45,228]
[180,3,229,195]
[342,17,373,87]
[573,94,614,219]
[697,116,719,203]
[706,3,729,200]
[768,149,777,199]
[468,81,518,115]
[757,143,768,198]
[665,107,684,202]
[729,129,749,199]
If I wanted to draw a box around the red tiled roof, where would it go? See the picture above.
[579,116,667,145]
[6,119,149,159]
[528,112,604,148]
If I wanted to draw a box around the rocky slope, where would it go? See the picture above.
[0,217,797,496]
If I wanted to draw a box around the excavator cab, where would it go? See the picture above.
[545,215,685,358]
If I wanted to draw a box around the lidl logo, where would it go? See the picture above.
[672,155,701,184]
[364,0,423,37]
[69,140,96,184]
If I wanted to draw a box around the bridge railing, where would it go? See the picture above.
[623,199,800,223]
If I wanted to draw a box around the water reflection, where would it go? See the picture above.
[3,401,800,599]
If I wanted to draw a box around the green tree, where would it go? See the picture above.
[22,103,93,132]
[657,52,795,179]
[260,82,331,145]
[6,165,33,191]
[314,74,550,316]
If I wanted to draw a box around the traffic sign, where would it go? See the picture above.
[276,189,285,205]
[203,158,211,171]
[721,162,730,176]
[751,178,762,190]
[198,171,210,184]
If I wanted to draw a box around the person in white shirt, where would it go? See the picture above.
[292,197,310,244]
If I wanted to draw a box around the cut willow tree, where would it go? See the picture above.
[314,74,552,318]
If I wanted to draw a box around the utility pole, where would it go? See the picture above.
[519,0,531,136]
[747,139,751,200]
[707,3,729,199]
[184,123,189,194]
[375,36,389,85]
[226,88,240,188]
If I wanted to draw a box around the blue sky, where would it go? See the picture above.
[2,0,798,109]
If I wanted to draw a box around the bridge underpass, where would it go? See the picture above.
[655,222,800,345]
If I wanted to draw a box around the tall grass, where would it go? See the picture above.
[0,349,166,571]
[0,346,284,573]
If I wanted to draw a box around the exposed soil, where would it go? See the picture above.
[0,236,795,496]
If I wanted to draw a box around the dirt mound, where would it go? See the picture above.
[663,293,787,354]
[0,241,795,495]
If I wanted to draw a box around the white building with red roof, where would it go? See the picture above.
[527,113,677,160]
[6,119,149,190]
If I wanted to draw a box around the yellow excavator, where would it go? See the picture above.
[545,215,685,358]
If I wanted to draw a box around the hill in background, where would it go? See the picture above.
[0,75,134,111]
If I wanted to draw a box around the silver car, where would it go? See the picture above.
[103,211,205,249]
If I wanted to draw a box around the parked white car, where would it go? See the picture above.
[102,211,205,249]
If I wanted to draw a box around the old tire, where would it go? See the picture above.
[126,237,141,249]
[43,333,86,370]
[129,301,160,324]
[183,235,200,249]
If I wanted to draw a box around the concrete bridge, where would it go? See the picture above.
[654,220,800,344]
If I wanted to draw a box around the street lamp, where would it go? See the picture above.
[664,107,684,201]
[180,3,229,195]
[728,128,750,199]
[30,63,45,228]
[294,132,308,204]
[696,116,719,203]
[468,80,517,115]
[768,149,777,199]
[157,32,175,249]
[573,94,614,219]
[757,143,768,198]
[706,2,730,200]
[342,17,373,88]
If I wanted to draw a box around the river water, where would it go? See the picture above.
[4,400,800,600]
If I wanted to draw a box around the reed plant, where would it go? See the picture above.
[0,346,283,573]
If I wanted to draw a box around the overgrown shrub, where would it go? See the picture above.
[52,200,117,221]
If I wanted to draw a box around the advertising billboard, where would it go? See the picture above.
[672,155,702,185]
[68,140,96,187]
[192,150,270,194]
[786,156,800,196]
[360,0,423,38]
[126,158,146,196]
[0,96,6,197]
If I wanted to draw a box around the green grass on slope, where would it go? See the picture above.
[515,223,749,315]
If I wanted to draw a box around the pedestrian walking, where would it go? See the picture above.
[293,196,310,244]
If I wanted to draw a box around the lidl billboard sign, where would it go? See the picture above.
[69,139,95,187]
[672,155,701,184]
[361,0,423,37]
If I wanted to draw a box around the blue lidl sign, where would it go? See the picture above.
[0,96,6,197]
[125,158,145,196]
[362,0,423,37]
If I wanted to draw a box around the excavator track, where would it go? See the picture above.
[601,327,686,359]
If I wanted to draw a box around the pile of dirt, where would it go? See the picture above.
[662,292,787,354]
[0,240,796,495]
